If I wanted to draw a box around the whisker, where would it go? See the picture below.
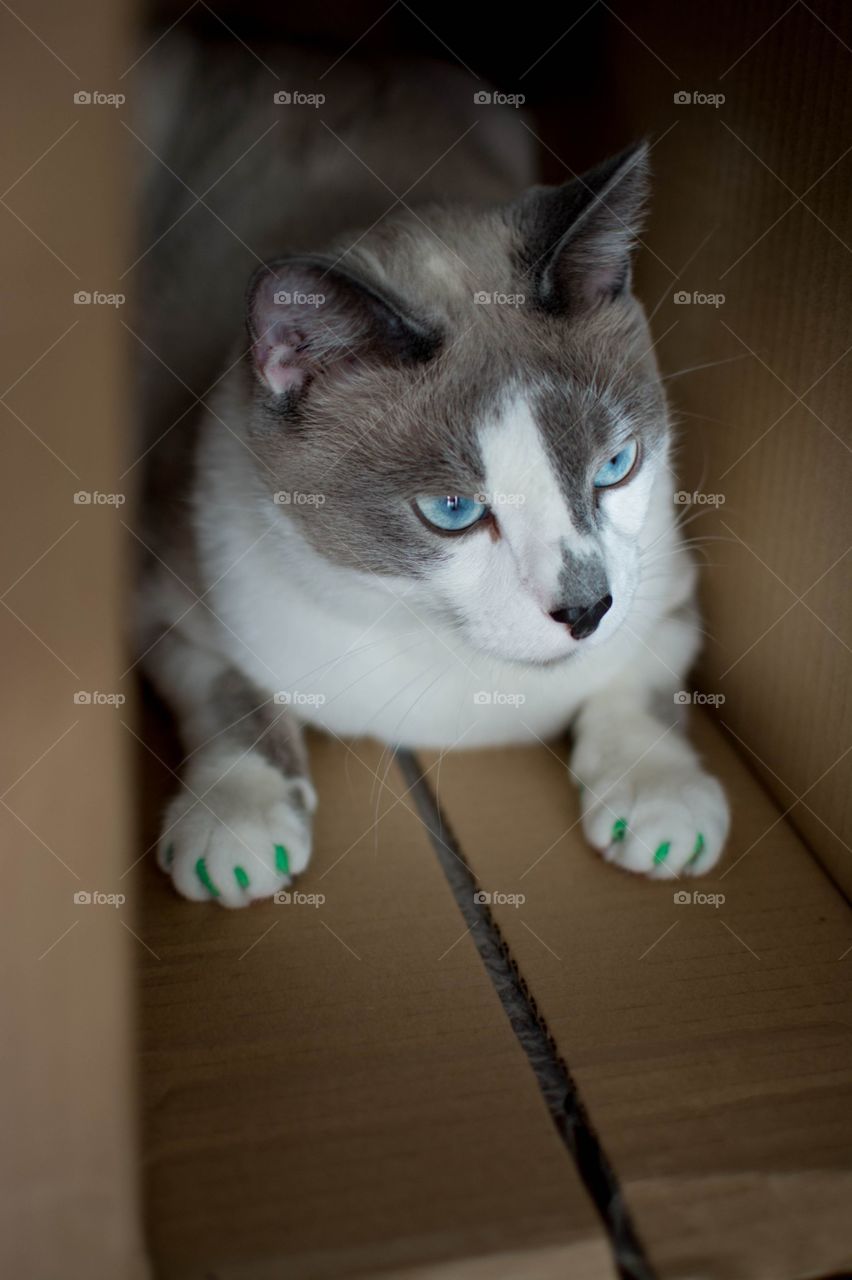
[661,353,748,381]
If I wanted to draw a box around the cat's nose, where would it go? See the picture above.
[549,593,613,640]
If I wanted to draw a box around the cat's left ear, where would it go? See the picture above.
[513,141,650,314]
[246,255,441,400]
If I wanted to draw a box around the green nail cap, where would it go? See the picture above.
[164,842,175,868]
[195,856,220,897]
[611,818,627,843]
[234,865,250,890]
[653,841,671,864]
[274,843,290,875]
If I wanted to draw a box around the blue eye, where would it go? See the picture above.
[414,494,488,532]
[593,438,639,488]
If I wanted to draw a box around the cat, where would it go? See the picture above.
[135,40,729,906]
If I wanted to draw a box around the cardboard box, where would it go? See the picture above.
[4,3,851,1278]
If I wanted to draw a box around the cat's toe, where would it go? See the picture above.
[581,769,728,879]
[158,753,313,907]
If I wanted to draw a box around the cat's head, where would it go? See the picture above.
[243,142,669,666]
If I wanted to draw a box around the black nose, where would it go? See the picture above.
[549,593,613,640]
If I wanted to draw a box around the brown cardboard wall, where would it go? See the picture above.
[584,0,852,892]
[0,2,146,1277]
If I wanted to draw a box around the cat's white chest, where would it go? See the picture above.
[204,554,608,747]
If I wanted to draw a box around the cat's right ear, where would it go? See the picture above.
[246,255,442,400]
[513,141,650,315]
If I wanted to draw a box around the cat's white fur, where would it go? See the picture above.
[145,387,729,902]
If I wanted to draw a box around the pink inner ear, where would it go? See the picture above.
[256,339,307,396]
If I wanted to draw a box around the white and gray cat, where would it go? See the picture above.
[136,42,728,906]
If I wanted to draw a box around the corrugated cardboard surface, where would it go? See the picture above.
[1,2,146,1278]
[418,712,852,1278]
[588,0,852,893]
[136,722,614,1279]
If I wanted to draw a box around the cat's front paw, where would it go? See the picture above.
[578,761,729,878]
[157,750,315,907]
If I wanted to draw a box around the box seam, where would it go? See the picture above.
[398,749,655,1280]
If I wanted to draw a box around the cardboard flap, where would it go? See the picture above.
[0,2,145,1276]
[416,714,852,1278]
[136,727,615,1278]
